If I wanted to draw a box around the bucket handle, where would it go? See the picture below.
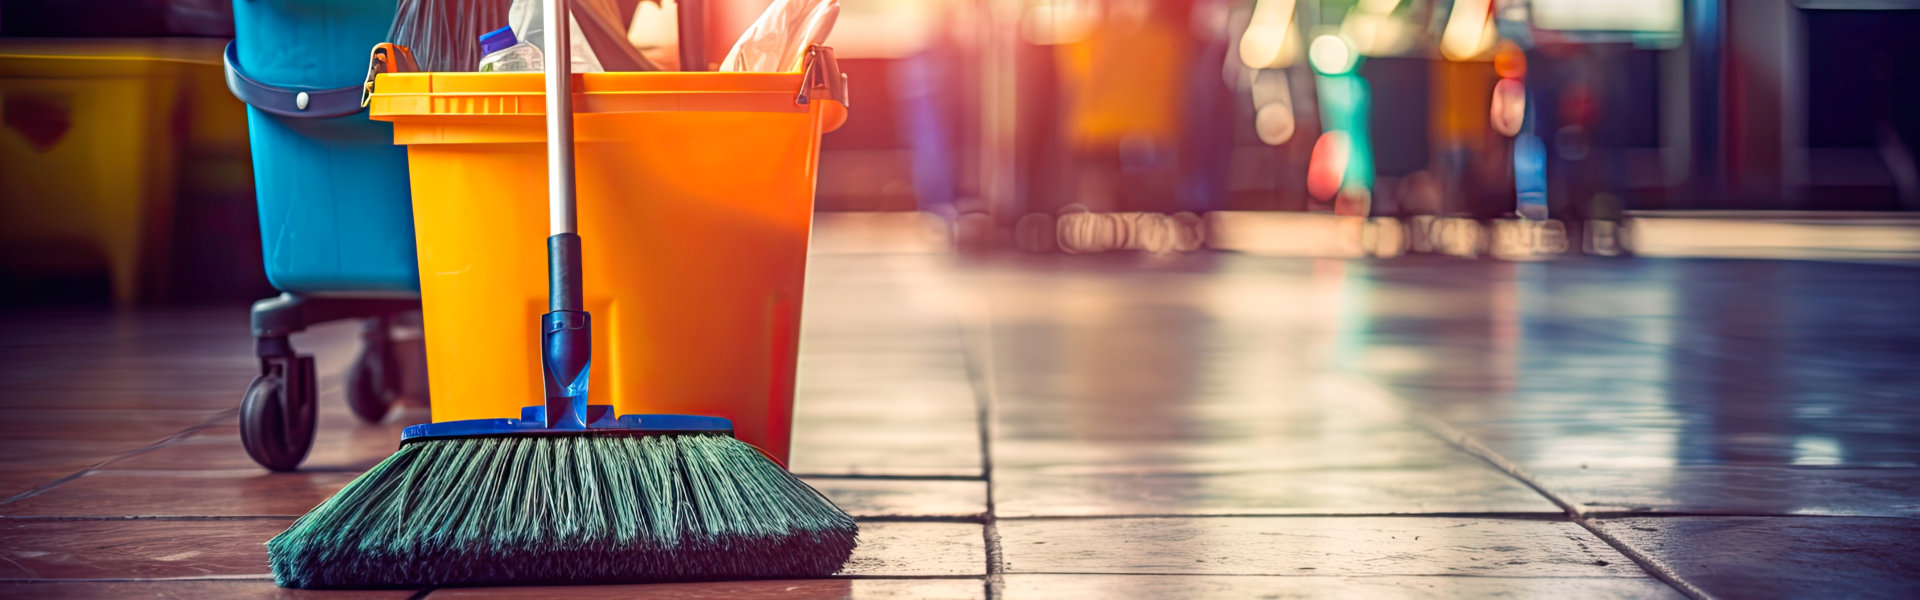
[795,45,849,109]
[222,41,370,119]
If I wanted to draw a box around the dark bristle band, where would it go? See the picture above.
[268,434,858,588]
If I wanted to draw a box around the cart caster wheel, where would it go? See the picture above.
[345,343,397,425]
[241,367,315,472]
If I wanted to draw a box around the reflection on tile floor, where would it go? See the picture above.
[0,518,290,579]
[1593,516,1920,599]
[0,581,409,600]
[999,574,1687,600]
[428,579,984,600]
[998,516,1645,576]
[3,249,1920,597]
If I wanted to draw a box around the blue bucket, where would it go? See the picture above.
[228,0,417,293]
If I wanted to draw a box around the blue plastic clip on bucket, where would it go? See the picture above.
[228,0,418,293]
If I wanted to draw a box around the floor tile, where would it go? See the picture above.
[839,522,984,576]
[788,427,982,478]
[0,409,217,443]
[990,397,1416,443]
[1535,466,1920,517]
[8,365,256,391]
[3,388,250,412]
[998,517,1644,577]
[793,384,978,424]
[1000,574,1684,599]
[803,478,986,519]
[98,428,396,473]
[0,469,85,504]
[990,428,1466,475]
[428,579,983,600]
[1443,399,1920,472]
[104,407,428,473]
[1596,516,1920,600]
[993,459,1555,517]
[0,470,355,517]
[0,518,288,578]
[789,380,981,477]
[0,581,411,599]
[0,440,141,499]
[790,257,978,478]
[8,245,1920,597]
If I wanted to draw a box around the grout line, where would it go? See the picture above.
[960,304,1006,600]
[985,572,1680,580]
[1577,523,1716,599]
[795,473,987,482]
[1416,416,1582,517]
[1578,511,1913,520]
[0,408,238,507]
[1416,415,1717,600]
[993,512,1574,521]
[0,575,275,583]
[829,574,993,581]
[853,515,988,523]
[0,515,297,522]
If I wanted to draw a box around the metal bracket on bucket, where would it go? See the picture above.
[795,45,849,108]
[361,43,421,109]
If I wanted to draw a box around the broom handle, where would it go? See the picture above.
[545,0,581,313]
[541,0,592,430]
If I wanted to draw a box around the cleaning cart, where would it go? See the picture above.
[226,0,427,471]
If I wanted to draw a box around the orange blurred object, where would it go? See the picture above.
[1055,3,1189,149]
[1307,131,1351,201]
[1429,59,1499,148]
[368,65,846,464]
[1493,41,1526,78]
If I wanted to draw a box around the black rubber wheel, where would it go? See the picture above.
[345,344,396,424]
[241,370,315,472]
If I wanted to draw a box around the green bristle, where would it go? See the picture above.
[268,433,858,589]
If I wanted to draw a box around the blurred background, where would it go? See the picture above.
[3,0,1920,305]
[3,5,1920,596]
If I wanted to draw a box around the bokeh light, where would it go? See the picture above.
[1493,41,1527,78]
[1255,103,1296,146]
[1238,0,1299,69]
[1308,34,1357,75]
[1022,0,1100,46]
[1440,0,1496,61]
[1491,78,1527,137]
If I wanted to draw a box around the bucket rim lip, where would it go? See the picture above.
[367,71,846,121]
[370,70,809,97]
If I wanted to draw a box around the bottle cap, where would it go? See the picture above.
[479,26,517,56]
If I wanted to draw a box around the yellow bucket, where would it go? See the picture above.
[0,39,245,306]
[367,50,847,465]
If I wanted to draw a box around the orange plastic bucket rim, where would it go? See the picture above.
[367,45,847,132]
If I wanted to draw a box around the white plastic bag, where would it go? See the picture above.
[507,0,606,73]
[720,0,840,72]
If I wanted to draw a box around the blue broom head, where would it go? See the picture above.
[267,409,859,588]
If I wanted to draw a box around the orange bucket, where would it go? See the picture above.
[367,49,847,465]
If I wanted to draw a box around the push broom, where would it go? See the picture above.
[266,0,858,587]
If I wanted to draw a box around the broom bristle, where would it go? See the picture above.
[268,433,858,589]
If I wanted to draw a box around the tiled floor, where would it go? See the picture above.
[4,245,1920,598]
